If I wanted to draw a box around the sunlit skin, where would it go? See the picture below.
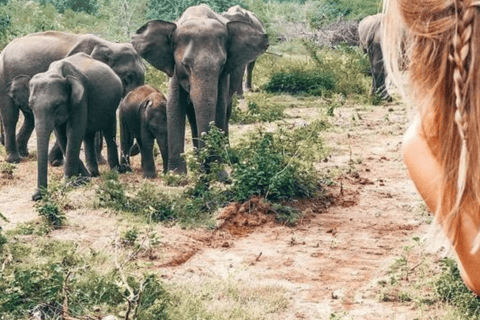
[403,108,480,295]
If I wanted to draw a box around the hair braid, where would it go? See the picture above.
[450,1,475,217]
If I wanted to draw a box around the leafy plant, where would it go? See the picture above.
[146,0,242,21]
[34,182,68,229]
[36,0,99,14]
[436,258,480,317]
[264,70,335,96]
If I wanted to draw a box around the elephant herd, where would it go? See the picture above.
[0,4,389,201]
[0,4,269,200]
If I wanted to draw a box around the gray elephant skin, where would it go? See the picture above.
[119,84,168,178]
[358,13,391,101]
[221,5,266,97]
[132,4,269,173]
[30,53,124,201]
[0,31,145,164]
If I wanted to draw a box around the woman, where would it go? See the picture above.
[383,0,480,294]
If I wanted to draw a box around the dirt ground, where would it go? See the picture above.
[0,100,447,319]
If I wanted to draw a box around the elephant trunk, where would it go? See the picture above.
[190,77,220,150]
[33,119,54,201]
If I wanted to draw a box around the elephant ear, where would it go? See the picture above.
[66,36,100,57]
[66,76,85,109]
[6,75,31,100]
[132,20,176,77]
[226,21,269,72]
[90,44,113,65]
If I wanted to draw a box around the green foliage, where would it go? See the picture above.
[95,173,176,222]
[130,274,171,320]
[36,0,99,14]
[0,211,8,253]
[271,203,301,225]
[230,99,286,124]
[436,258,480,318]
[264,70,335,96]
[306,0,351,29]
[34,183,68,229]
[146,0,242,21]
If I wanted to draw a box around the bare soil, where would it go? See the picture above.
[0,100,445,319]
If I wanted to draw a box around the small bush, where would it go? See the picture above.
[146,0,242,21]
[436,258,480,318]
[307,0,351,30]
[34,183,68,229]
[230,99,286,124]
[37,0,99,15]
[264,70,335,96]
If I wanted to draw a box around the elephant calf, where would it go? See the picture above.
[119,85,168,178]
[30,53,124,201]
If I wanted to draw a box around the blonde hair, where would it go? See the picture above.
[383,0,480,253]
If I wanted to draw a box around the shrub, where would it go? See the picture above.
[37,0,99,15]
[307,0,351,30]
[34,183,68,229]
[436,258,480,318]
[230,99,286,124]
[264,70,335,96]
[146,0,242,21]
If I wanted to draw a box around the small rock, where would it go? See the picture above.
[102,316,118,320]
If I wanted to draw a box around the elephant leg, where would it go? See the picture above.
[57,123,89,179]
[245,60,256,92]
[83,132,99,177]
[0,114,4,146]
[167,77,188,173]
[0,95,22,163]
[140,129,156,179]
[120,117,133,171]
[95,132,107,165]
[229,65,245,100]
[370,42,391,101]
[16,110,35,157]
[103,116,122,172]
[156,132,168,174]
[48,140,65,167]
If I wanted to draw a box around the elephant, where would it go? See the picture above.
[358,13,392,101]
[119,84,168,178]
[221,5,266,98]
[29,53,124,201]
[132,4,269,173]
[0,31,145,164]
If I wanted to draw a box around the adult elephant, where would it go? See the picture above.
[358,13,391,101]
[221,5,266,98]
[0,31,145,163]
[30,53,124,201]
[132,4,269,173]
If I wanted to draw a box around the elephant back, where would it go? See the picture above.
[358,14,383,48]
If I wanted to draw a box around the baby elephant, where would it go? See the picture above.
[119,85,168,178]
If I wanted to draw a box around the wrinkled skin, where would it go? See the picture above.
[132,4,269,173]
[358,14,391,101]
[0,31,145,163]
[221,5,266,98]
[30,53,123,201]
[119,84,168,178]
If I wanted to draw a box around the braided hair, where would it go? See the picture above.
[383,0,480,253]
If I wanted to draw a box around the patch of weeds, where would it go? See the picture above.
[230,99,286,124]
[34,180,69,230]
[121,227,139,247]
[271,203,301,225]
[264,70,335,96]
[0,162,15,179]
[163,172,189,186]
[0,211,8,252]
[436,257,480,318]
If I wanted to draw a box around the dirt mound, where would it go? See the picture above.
[216,197,276,237]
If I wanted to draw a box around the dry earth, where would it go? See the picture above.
[0,99,448,319]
